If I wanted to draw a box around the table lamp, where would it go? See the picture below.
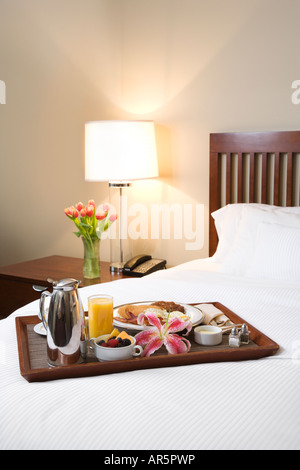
[85,120,158,272]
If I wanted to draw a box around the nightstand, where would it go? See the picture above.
[0,255,126,319]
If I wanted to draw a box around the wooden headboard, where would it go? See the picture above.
[209,131,300,256]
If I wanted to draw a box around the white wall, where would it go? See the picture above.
[1,0,300,267]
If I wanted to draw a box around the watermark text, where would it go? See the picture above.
[291,79,300,104]
[0,80,6,104]
[102,197,204,251]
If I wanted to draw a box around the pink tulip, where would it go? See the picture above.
[86,205,94,217]
[96,210,106,220]
[109,214,118,222]
[72,207,79,218]
[65,206,77,217]
[64,207,72,216]
[65,199,116,239]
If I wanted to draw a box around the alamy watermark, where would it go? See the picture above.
[102,197,204,251]
[291,80,300,104]
[0,80,6,104]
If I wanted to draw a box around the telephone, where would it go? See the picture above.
[123,254,167,277]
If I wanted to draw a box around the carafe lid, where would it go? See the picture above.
[53,278,80,290]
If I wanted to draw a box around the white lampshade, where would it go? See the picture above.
[85,120,158,182]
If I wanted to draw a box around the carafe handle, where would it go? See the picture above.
[39,290,51,330]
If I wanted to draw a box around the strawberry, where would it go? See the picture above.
[107,339,119,348]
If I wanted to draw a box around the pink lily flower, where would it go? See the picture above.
[135,311,192,357]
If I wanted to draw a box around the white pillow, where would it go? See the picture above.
[245,222,300,283]
[211,204,246,261]
[211,203,300,262]
[219,205,300,275]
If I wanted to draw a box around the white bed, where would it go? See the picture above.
[1,131,300,450]
[1,204,300,450]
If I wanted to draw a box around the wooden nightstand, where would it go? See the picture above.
[0,255,126,320]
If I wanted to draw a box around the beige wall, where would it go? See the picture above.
[1,0,300,268]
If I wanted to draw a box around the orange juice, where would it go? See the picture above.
[88,295,113,338]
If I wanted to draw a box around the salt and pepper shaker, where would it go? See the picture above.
[240,323,250,344]
[229,327,241,348]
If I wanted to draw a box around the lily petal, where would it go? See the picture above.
[135,328,157,347]
[164,317,193,336]
[137,311,163,332]
[164,333,191,355]
[141,336,164,357]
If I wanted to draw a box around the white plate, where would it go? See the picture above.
[34,322,47,336]
[113,301,205,331]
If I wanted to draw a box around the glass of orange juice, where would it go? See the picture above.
[88,294,113,339]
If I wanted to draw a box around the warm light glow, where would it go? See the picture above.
[85,120,158,182]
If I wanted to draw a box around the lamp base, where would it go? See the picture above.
[110,262,125,273]
[109,182,131,274]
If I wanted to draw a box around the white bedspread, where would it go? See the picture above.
[0,258,299,450]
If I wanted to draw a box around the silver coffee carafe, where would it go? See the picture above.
[39,278,86,367]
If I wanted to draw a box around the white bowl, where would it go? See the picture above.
[194,325,222,346]
[90,334,143,361]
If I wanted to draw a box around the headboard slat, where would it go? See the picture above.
[274,152,280,206]
[249,153,255,203]
[237,153,243,202]
[226,154,231,205]
[261,153,267,204]
[286,152,293,206]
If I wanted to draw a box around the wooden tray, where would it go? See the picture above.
[15,302,279,382]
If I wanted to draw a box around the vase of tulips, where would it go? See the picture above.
[64,199,117,279]
[81,236,100,280]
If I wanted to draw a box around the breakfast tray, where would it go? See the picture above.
[15,302,279,382]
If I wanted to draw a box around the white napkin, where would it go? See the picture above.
[195,303,241,333]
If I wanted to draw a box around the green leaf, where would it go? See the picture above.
[73,231,81,237]
[78,222,92,229]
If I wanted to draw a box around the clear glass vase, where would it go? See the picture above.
[81,237,100,279]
